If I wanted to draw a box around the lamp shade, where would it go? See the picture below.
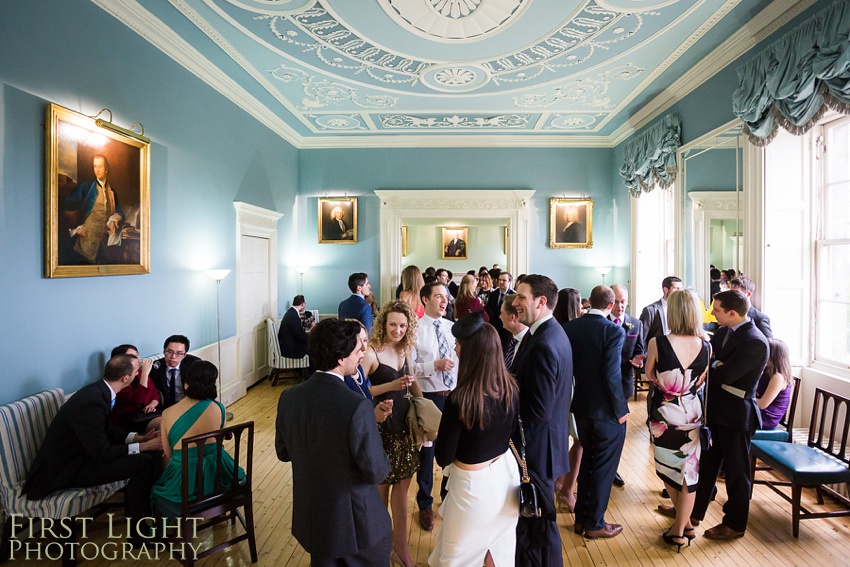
[595,266,612,276]
[205,269,231,282]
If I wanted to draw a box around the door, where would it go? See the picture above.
[239,234,271,388]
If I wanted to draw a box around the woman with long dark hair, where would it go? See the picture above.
[429,314,520,567]
[756,339,793,429]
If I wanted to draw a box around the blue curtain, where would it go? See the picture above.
[733,0,850,146]
[619,114,681,197]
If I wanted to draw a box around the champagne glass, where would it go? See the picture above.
[404,375,413,399]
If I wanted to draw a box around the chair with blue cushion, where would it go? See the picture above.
[751,388,850,537]
[752,375,801,443]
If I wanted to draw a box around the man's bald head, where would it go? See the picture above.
[611,284,629,319]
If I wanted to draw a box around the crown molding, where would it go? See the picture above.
[609,0,817,146]
[92,0,304,146]
[296,134,612,149]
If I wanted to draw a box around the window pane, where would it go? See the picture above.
[826,119,850,239]
[817,243,850,365]
[827,118,850,182]
[825,179,850,239]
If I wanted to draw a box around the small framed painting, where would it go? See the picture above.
[319,197,357,244]
[550,198,593,249]
[401,225,408,257]
[442,227,468,260]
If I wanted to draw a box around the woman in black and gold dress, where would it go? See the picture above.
[361,300,421,567]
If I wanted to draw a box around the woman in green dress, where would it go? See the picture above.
[152,361,244,516]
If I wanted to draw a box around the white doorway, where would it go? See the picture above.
[234,202,283,397]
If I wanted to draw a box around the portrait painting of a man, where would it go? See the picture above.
[550,198,593,249]
[441,227,468,260]
[45,104,150,278]
[319,197,357,243]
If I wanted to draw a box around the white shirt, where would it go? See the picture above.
[529,313,553,335]
[661,297,670,335]
[513,327,529,343]
[325,370,346,382]
[413,314,459,392]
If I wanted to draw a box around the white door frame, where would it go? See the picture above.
[689,191,744,302]
[373,190,535,305]
[234,202,283,400]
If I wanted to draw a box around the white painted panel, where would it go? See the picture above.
[239,234,271,387]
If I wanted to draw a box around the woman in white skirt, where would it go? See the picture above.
[429,314,520,567]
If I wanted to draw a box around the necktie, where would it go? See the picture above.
[504,337,518,369]
[614,317,621,325]
[168,368,176,405]
[434,321,453,389]
[110,397,115,411]
[722,327,734,348]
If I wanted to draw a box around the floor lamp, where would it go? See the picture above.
[206,269,233,421]
[595,266,612,285]
[295,266,310,294]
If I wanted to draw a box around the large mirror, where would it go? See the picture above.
[678,121,746,305]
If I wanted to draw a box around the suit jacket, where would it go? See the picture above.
[639,299,665,346]
[338,294,373,334]
[609,313,645,398]
[25,381,130,499]
[485,288,515,342]
[276,372,391,558]
[707,320,769,432]
[149,354,201,408]
[511,317,573,479]
[562,222,585,243]
[564,314,628,422]
[748,306,773,339]
[324,218,349,240]
[278,307,308,359]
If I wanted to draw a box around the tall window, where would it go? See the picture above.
[763,114,850,369]
[633,186,676,315]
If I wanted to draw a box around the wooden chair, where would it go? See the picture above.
[751,388,850,537]
[266,317,310,386]
[164,421,257,567]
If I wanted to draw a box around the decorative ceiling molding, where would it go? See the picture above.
[609,0,818,146]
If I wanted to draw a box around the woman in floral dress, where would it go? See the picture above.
[645,290,710,551]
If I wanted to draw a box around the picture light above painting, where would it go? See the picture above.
[318,197,357,244]
[44,104,151,278]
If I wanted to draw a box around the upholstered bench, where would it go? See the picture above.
[751,387,850,537]
[0,388,126,563]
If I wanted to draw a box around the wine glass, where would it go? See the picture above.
[404,375,413,399]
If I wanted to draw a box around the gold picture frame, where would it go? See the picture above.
[319,197,357,244]
[441,227,468,260]
[45,104,151,277]
[401,226,408,257]
[550,198,593,249]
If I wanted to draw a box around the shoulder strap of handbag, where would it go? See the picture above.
[509,416,531,483]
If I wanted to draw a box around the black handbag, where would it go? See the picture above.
[700,367,712,451]
[509,417,542,519]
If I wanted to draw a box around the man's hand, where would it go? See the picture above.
[139,436,163,453]
[629,354,647,368]
[374,399,393,423]
[75,226,88,238]
[618,413,629,424]
[434,359,455,372]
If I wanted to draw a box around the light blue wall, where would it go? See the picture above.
[402,218,507,275]
[0,1,298,404]
[296,147,618,312]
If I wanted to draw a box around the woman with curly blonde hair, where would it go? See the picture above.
[399,265,426,318]
[362,300,422,567]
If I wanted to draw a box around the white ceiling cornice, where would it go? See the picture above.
[608,0,817,147]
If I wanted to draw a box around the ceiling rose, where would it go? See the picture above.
[379,0,532,42]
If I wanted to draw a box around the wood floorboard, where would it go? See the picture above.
[6,380,849,566]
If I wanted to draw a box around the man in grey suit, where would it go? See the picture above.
[276,318,392,566]
[639,276,684,345]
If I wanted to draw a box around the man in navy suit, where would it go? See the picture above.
[24,355,162,544]
[485,271,516,345]
[608,284,646,487]
[692,290,769,540]
[729,275,773,339]
[276,318,392,566]
[149,334,201,409]
[278,295,311,359]
[337,272,373,334]
[564,285,628,539]
[511,274,572,566]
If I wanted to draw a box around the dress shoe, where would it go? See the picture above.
[584,523,623,540]
[612,472,625,487]
[656,504,700,526]
[574,522,584,535]
[703,523,745,541]
[418,509,434,532]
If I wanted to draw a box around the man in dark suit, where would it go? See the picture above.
[729,275,773,338]
[324,205,351,240]
[278,295,310,359]
[560,205,586,243]
[24,355,162,544]
[691,290,769,540]
[608,284,646,487]
[338,272,373,334]
[149,334,201,409]
[511,274,572,566]
[564,285,628,539]
[486,271,516,345]
[639,276,684,345]
[276,318,392,566]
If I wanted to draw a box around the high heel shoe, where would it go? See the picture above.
[556,492,576,513]
[683,526,696,543]
[662,529,687,553]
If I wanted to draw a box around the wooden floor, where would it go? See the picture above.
[9,378,850,566]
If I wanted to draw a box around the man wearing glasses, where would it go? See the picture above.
[150,334,200,408]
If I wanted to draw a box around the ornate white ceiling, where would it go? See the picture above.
[95,0,808,147]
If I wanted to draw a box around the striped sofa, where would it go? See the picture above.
[0,389,126,553]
